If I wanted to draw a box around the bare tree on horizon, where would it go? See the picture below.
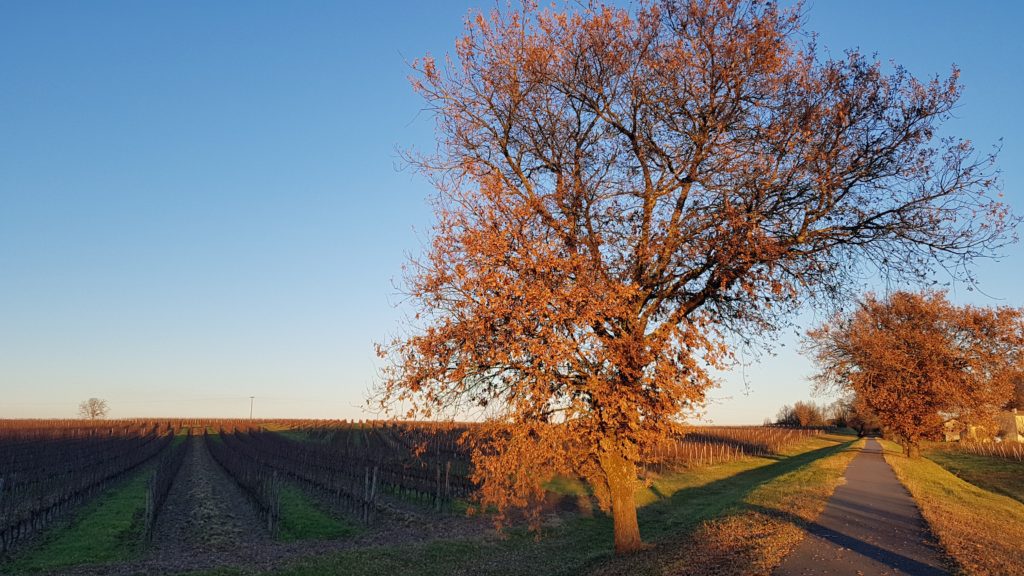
[78,397,109,420]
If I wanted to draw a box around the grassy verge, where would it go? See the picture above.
[922,444,1024,504]
[881,439,1024,576]
[183,433,860,576]
[5,464,154,573]
[594,434,862,575]
[278,483,360,541]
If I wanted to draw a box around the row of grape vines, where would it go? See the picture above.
[0,418,394,436]
[143,433,192,540]
[0,427,171,555]
[297,422,474,501]
[225,431,381,522]
[643,426,824,472]
[246,426,476,514]
[947,440,1024,462]
[203,431,281,535]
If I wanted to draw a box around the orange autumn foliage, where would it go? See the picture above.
[807,291,1023,457]
[378,0,1015,554]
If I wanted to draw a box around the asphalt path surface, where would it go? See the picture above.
[774,438,948,575]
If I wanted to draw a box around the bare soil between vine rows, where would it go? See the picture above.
[30,436,493,576]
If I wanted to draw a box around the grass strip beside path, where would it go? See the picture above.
[881,439,1024,576]
[922,444,1024,504]
[593,434,863,576]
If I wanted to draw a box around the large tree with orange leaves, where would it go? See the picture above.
[807,291,1023,457]
[378,0,1015,553]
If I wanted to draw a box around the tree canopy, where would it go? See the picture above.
[379,0,1015,553]
[806,291,1023,456]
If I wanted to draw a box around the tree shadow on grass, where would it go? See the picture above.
[923,449,1024,505]
[458,437,859,576]
[636,437,858,541]
[584,437,860,576]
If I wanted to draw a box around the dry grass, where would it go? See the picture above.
[593,434,863,576]
[881,439,1024,576]
[665,435,863,576]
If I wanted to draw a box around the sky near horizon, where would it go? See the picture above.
[1,1,1022,423]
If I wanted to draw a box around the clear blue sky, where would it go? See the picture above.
[1,1,1021,422]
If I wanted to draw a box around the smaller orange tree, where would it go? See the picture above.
[806,291,1022,457]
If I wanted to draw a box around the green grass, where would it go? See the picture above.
[261,423,298,432]
[922,444,1024,504]
[277,483,360,541]
[208,433,358,541]
[634,435,858,536]
[881,439,1024,576]
[544,474,590,496]
[5,465,154,573]
[183,434,860,576]
[594,435,862,575]
[275,429,318,442]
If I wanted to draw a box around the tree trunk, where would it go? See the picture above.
[904,442,920,458]
[599,445,643,554]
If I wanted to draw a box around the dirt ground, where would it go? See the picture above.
[32,436,494,576]
[148,436,273,559]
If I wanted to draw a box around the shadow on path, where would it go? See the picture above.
[751,503,945,575]
[772,438,948,575]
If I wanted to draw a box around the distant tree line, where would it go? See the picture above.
[774,401,827,428]
[774,397,882,436]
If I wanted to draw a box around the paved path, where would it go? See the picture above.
[774,438,948,575]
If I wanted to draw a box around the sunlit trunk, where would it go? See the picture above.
[904,442,920,458]
[599,445,643,554]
